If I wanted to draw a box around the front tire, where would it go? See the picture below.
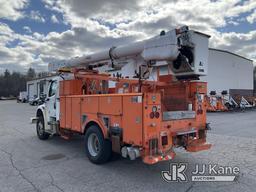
[36,115,50,140]
[85,125,112,164]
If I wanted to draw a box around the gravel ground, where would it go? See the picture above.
[0,100,255,192]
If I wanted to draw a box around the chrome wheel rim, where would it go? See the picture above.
[88,133,100,157]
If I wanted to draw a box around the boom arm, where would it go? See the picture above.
[49,26,209,79]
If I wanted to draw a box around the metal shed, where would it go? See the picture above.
[26,75,57,102]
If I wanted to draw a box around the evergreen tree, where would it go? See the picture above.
[0,68,37,97]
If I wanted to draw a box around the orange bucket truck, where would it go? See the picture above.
[31,26,211,164]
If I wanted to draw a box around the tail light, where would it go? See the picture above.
[150,106,160,119]
[150,112,155,119]
[155,112,160,118]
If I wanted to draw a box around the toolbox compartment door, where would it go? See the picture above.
[81,97,99,114]
[60,97,66,128]
[71,97,81,132]
[65,97,72,129]
[99,96,122,115]
[122,95,143,146]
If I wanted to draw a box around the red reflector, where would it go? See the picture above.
[155,112,160,118]
[197,109,203,114]
[150,112,154,119]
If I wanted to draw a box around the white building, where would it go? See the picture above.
[200,48,254,96]
[26,75,57,101]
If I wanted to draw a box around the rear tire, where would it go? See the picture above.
[36,115,50,140]
[85,125,112,164]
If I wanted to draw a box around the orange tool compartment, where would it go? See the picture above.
[122,95,143,146]
[71,97,81,132]
[59,79,83,96]
[65,97,72,129]
[60,93,144,146]
[99,96,122,115]
[58,71,211,164]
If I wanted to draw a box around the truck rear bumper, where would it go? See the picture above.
[186,143,212,152]
[143,150,176,164]
[142,139,211,164]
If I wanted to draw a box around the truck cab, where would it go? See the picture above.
[33,77,59,138]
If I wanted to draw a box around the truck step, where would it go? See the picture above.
[60,134,71,140]
[59,129,73,140]
[47,121,58,126]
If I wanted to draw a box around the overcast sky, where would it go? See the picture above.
[0,0,255,73]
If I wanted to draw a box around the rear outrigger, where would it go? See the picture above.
[32,26,211,164]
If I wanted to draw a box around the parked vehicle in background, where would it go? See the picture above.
[17,91,28,103]
[39,94,47,105]
[29,95,38,105]
[29,94,46,106]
